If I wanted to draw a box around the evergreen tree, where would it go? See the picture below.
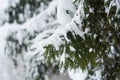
[32,0,120,79]
[2,0,120,80]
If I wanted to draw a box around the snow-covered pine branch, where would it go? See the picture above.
[31,0,86,69]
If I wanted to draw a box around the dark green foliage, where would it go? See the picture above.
[83,0,120,79]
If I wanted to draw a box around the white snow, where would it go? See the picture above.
[57,0,76,25]
[0,0,8,10]
[68,69,87,80]
[0,24,26,80]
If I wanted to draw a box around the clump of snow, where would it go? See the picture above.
[57,0,76,25]
[68,69,87,80]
